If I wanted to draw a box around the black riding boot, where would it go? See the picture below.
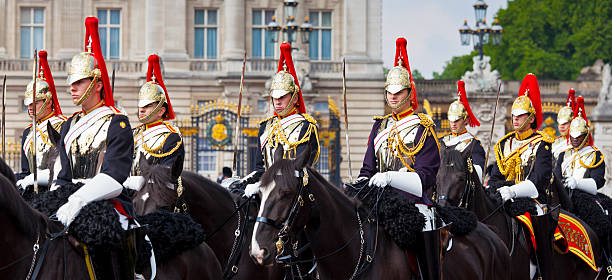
[416,229,442,280]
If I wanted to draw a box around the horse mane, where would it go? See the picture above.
[260,158,299,192]
[0,173,46,237]
[440,147,468,172]
[0,157,16,184]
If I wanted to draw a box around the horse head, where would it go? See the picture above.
[250,144,312,266]
[133,155,178,215]
[436,142,477,207]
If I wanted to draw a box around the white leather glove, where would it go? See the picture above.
[574,178,598,195]
[497,186,515,202]
[16,169,51,189]
[497,180,538,202]
[244,182,261,197]
[56,173,123,226]
[369,171,422,197]
[123,176,145,191]
[564,177,577,190]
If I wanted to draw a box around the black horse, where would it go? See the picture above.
[436,145,601,279]
[252,146,511,279]
[133,160,285,279]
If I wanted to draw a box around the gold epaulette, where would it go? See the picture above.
[164,122,179,134]
[537,131,554,143]
[301,114,317,125]
[58,115,68,120]
[373,113,393,120]
[259,115,276,125]
[418,113,434,127]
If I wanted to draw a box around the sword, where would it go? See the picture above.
[342,58,353,181]
[1,75,6,160]
[111,67,116,95]
[482,82,502,184]
[31,49,39,194]
[232,51,247,175]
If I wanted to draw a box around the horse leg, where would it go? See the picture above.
[155,244,222,280]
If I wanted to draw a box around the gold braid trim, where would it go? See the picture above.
[259,115,275,125]
[267,117,317,161]
[386,114,439,171]
[374,113,393,120]
[139,131,183,158]
[301,113,317,125]
[494,131,547,182]
[576,149,605,169]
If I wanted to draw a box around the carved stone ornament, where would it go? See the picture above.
[461,55,501,93]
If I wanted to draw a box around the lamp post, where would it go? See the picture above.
[266,0,313,48]
[459,0,503,60]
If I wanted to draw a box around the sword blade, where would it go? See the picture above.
[2,74,6,160]
[482,82,503,184]
[32,49,39,194]
[342,57,353,181]
[232,51,247,174]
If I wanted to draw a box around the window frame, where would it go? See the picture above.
[19,7,45,59]
[194,9,218,59]
[97,8,122,60]
[308,10,333,61]
[251,9,276,59]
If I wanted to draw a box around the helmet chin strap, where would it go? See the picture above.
[573,133,589,151]
[514,113,534,133]
[75,74,99,106]
[139,101,165,124]
[385,89,411,110]
[276,91,298,117]
[30,99,50,120]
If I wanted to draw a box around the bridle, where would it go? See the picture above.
[437,150,477,208]
[255,168,378,279]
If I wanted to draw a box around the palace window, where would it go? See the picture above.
[308,11,332,61]
[252,9,276,58]
[97,9,121,59]
[20,8,44,58]
[194,9,218,59]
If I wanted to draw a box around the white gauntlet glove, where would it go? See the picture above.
[497,180,538,202]
[574,178,597,195]
[369,171,423,197]
[123,176,145,191]
[16,169,51,189]
[564,177,577,190]
[56,173,123,226]
[244,182,261,197]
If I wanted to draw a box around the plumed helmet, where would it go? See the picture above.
[447,80,480,127]
[511,73,543,129]
[557,88,576,125]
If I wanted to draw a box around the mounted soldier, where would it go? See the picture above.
[53,17,145,278]
[553,96,612,273]
[228,42,320,195]
[552,88,576,162]
[16,50,66,191]
[439,80,485,182]
[489,73,553,203]
[356,37,442,279]
[123,54,184,192]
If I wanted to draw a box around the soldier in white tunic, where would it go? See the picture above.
[229,42,320,194]
[553,96,611,274]
[551,88,576,162]
[123,54,183,192]
[439,80,485,182]
[16,50,67,190]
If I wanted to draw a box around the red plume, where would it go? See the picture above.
[38,50,62,116]
[84,17,114,106]
[566,88,576,110]
[518,74,542,130]
[572,96,593,145]
[457,80,480,127]
[276,42,305,114]
[393,38,417,110]
[146,55,175,120]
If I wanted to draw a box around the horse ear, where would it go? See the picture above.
[274,145,285,163]
[294,144,312,169]
[47,122,61,146]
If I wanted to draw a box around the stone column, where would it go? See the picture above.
[590,63,612,196]
[342,0,367,59]
[222,0,245,61]
[0,0,7,57]
[145,0,164,56]
[56,0,84,59]
[162,0,188,60]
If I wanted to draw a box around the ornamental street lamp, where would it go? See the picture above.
[458,0,503,59]
[266,0,313,47]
